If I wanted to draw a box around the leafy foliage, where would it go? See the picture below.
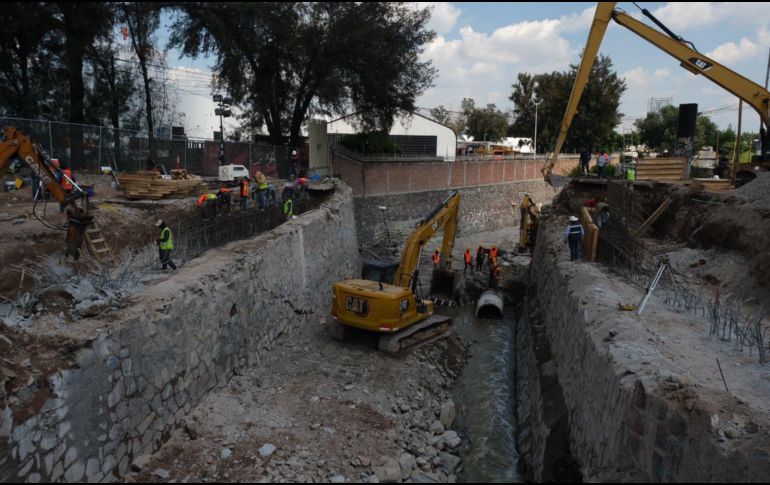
[509,55,626,153]
[170,2,436,145]
[339,132,402,155]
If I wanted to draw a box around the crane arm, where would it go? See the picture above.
[542,2,770,185]
[612,9,770,127]
[542,2,616,184]
[395,191,460,289]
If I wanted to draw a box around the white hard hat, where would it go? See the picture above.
[155,219,164,227]
[569,216,579,222]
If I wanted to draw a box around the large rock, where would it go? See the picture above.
[75,298,111,318]
[372,456,401,483]
[258,443,277,458]
[438,452,460,475]
[429,420,444,435]
[398,453,416,480]
[439,400,455,429]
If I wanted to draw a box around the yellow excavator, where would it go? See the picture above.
[331,191,460,353]
[542,2,770,185]
[0,126,92,258]
[516,193,539,253]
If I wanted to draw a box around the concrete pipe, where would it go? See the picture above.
[475,289,504,319]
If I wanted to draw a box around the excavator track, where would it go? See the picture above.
[378,314,453,354]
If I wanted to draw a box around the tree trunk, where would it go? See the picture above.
[139,59,154,159]
[123,2,155,160]
[65,32,85,169]
[109,57,122,168]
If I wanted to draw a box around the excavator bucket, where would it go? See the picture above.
[430,268,458,300]
[65,209,93,260]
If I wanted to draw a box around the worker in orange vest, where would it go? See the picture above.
[239,177,250,210]
[61,164,74,193]
[432,249,441,270]
[464,247,473,274]
[490,245,498,260]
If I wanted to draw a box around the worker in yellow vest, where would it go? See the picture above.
[156,219,177,271]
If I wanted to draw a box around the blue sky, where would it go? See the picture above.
[159,2,770,138]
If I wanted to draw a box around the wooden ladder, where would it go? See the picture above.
[85,221,112,259]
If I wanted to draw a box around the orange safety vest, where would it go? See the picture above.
[464,250,472,264]
[240,179,249,197]
[490,247,498,260]
[432,251,440,266]
[62,169,73,191]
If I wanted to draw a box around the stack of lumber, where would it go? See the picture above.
[636,157,686,183]
[687,178,734,193]
[116,171,208,200]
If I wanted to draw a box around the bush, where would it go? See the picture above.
[339,132,402,155]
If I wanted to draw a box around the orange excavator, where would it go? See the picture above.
[0,126,92,259]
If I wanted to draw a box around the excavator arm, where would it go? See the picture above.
[0,126,92,259]
[395,191,460,289]
[542,2,770,184]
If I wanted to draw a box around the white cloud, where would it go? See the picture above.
[707,37,760,65]
[416,2,461,35]
[621,67,672,89]
[652,2,770,31]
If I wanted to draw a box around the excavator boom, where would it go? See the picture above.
[0,126,92,259]
[542,2,770,184]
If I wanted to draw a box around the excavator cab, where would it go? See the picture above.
[361,260,399,284]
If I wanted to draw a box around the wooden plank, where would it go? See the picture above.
[633,197,672,238]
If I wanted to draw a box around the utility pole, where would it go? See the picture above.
[530,81,542,160]
[732,99,743,184]
[213,94,233,165]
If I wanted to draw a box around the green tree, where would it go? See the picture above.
[509,55,626,153]
[120,2,162,158]
[465,102,507,142]
[171,2,436,148]
[636,106,728,155]
[0,3,61,119]
[56,2,112,165]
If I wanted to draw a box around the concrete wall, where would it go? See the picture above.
[354,180,560,248]
[519,211,770,482]
[0,185,360,483]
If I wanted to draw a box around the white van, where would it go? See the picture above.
[218,164,250,182]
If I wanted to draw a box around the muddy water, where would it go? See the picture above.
[446,305,523,483]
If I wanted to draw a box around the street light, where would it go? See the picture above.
[530,82,543,160]
[214,95,233,165]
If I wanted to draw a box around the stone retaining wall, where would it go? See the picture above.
[0,185,360,483]
[355,180,560,248]
[519,210,770,482]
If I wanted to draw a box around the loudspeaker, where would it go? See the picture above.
[677,103,698,139]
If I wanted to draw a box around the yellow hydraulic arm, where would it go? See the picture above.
[395,191,460,289]
[542,2,770,184]
[0,126,92,258]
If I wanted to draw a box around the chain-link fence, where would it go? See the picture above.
[0,116,306,178]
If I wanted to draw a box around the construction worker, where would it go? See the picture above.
[563,215,584,262]
[61,164,74,194]
[476,245,485,272]
[490,245,498,261]
[464,247,473,274]
[156,219,177,271]
[239,177,250,210]
[283,196,293,221]
[197,192,217,219]
[489,263,501,290]
[432,249,441,270]
[217,187,232,213]
[296,174,310,201]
